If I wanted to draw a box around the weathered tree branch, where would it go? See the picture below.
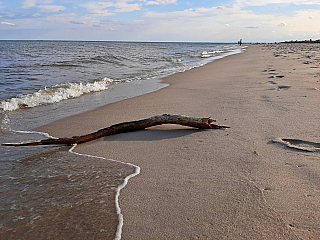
[2,114,229,147]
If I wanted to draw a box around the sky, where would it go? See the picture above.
[0,0,319,42]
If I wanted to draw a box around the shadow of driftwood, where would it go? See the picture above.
[103,128,206,142]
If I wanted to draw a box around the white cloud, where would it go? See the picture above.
[37,5,65,12]
[22,0,37,8]
[82,1,140,15]
[114,2,140,12]
[46,13,77,23]
[139,4,285,42]
[237,0,320,7]
[144,9,201,18]
[144,4,243,20]
[146,0,177,5]
[22,0,52,9]
[0,21,15,26]
[280,9,320,34]
[194,7,214,13]
[195,4,241,14]
[70,20,84,25]
[32,13,41,17]
[81,2,114,16]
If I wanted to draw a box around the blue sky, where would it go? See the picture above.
[0,0,319,42]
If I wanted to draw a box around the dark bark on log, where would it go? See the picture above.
[2,114,229,147]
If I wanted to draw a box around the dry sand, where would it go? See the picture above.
[22,44,320,239]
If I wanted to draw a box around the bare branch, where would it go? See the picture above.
[2,114,229,147]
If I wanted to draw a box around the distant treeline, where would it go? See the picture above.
[282,39,320,43]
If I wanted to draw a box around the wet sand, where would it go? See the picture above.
[4,44,320,239]
[0,146,135,240]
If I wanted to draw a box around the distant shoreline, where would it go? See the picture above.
[281,39,320,43]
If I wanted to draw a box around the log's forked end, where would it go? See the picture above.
[201,117,216,123]
[201,117,229,129]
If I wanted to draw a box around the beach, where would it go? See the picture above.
[2,44,320,239]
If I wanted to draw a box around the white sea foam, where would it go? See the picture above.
[171,57,182,63]
[69,144,140,240]
[15,130,59,139]
[208,50,224,53]
[0,111,11,132]
[201,50,225,58]
[0,78,114,111]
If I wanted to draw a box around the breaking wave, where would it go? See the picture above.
[0,78,114,111]
[201,50,224,58]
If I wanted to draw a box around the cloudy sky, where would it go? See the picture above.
[0,0,319,42]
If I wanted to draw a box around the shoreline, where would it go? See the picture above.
[0,49,246,240]
[2,43,320,239]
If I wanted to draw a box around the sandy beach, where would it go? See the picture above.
[3,44,320,239]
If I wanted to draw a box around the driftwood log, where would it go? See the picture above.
[2,114,229,147]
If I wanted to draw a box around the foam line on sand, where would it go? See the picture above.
[15,130,59,139]
[13,130,140,240]
[69,144,140,240]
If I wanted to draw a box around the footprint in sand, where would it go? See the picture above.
[308,87,319,91]
[276,75,285,78]
[273,138,320,152]
[262,68,277,74]
[268,80,277,84]
[275,85,291,90]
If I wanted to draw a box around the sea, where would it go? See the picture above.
[0,40,243,238]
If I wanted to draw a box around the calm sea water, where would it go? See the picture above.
[0,41,243,237]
